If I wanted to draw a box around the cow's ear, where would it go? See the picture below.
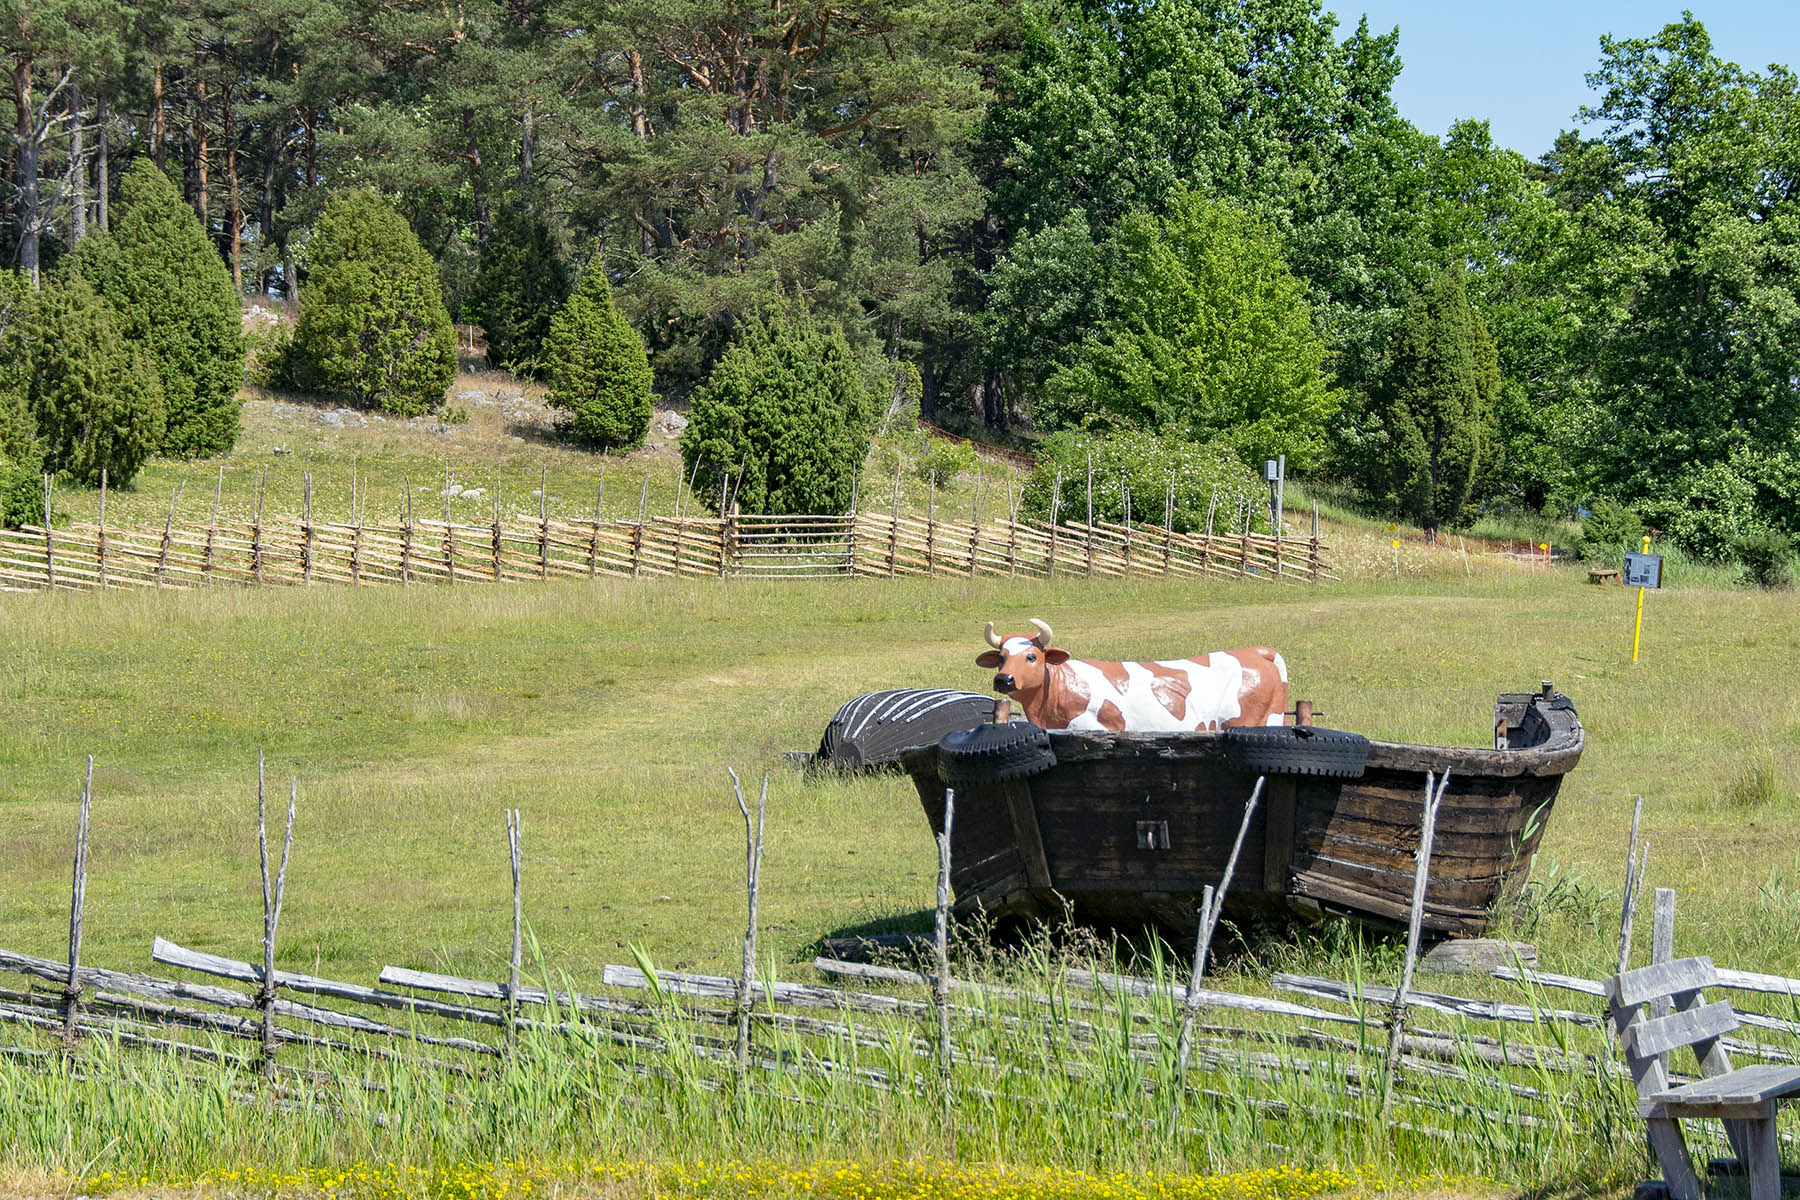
[975,651,1004,668]
[1045,649,1071,664]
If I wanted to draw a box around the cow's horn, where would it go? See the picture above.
[1029,618,1054,648]
[983,621,1004,649]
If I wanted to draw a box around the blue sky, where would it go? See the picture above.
[1335,1,1800,159]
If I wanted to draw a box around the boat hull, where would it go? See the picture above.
[901,689,1582,938]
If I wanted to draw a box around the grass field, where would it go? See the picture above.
[1,569,1794,985]
[7,377,1798,1199]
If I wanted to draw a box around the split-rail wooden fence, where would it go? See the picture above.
[0,768,1781,1167]
[0,480,1333,593]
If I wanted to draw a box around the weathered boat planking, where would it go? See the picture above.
[899,686,1583,939]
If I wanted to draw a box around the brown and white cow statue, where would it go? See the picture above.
[975,618,1288,732]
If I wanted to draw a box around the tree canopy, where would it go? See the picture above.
[1047,193,1338,469]
[3,2,1798,549]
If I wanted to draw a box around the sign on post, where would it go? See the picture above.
[1624,552,1662,590]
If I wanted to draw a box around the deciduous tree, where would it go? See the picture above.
[1050,193,1337,469]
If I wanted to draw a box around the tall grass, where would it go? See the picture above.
[0,930,1644,1198]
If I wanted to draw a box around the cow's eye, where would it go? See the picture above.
[1026,654,1037,663]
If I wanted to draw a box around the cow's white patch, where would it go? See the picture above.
[1058,655,1245,732]
[1272,651,1288,684]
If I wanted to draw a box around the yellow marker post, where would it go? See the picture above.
[1631,534,1651,663]
[1391,539,1400,579]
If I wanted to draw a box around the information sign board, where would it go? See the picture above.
[1624,552,1662,589]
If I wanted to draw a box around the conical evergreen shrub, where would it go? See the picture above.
[24,273,166,486]
[472,208,571,377]
[0,268,44,526]
[1374,267,1497,531]
[293,189,457,416]
[544,253,654,449]
[682,311,874,514]
[72,160,244,457]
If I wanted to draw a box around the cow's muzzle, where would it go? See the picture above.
[993,673,1016,693]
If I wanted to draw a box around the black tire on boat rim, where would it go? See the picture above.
[936,722,1057,784]
[1221,725,1370,778]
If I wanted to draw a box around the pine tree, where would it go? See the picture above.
[543,253,653,449]
[293,189,457,416]
[72,160,246,457]
[472,207,571,377]
[682,312,874,514]
[23,273,166,487]
[1375,268,1497,531]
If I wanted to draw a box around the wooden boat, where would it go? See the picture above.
[898,684,1583,939]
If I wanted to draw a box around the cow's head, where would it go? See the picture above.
[976,618,1069,701]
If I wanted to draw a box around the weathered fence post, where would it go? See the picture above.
[350,475,364,586]
[538,466,549,581]
[845,469,861,576]
[1379,769,1449,1117]
[443,464,457,584]
[1084,453,1095,575]
[926,470,937,575]
[934,784,957,1119]
[1202,487,1217,575]
[401,474,414,585]
[505,808,522,1053]
[156,481,184,589]
[301,474,314,585]
[62,756,93,1055]
[252,469,266,585]
[729,768,768,1075]
[1122,481,1133,575]
[967,472,980,578]
[1163,479,1174,577]
[591,476,606,579]
[205,466,223,581]
[631,473,649,578]
[1273,494,1282,580]
[42,473,54,590]
[887,461,901,577]
[491,471,504,581]
[1311,504,1321,582]
[717,477,732,578]
[1006,479,1019,578]
[1618,795,1647,973]
[257,754,297,1078]
[1048,468,1062,577]
[1238,500,1251,577]
[96,470,107,589]
[1171,774,1266,1132]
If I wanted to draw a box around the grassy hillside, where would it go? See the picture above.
[46,366,1015,535]
[0,569,1793,989]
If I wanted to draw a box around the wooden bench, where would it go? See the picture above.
[1590,567,1622,585]
[1607,957,1800,1200]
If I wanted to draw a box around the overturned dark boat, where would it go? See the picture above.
[897,684,1583,939]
